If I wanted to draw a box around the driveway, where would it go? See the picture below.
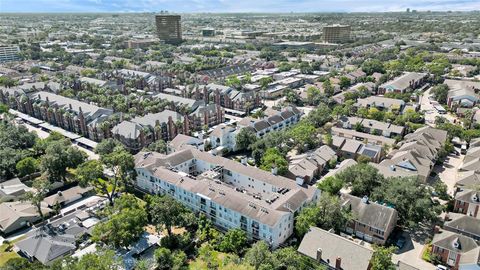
[431,149,464,196]
[420,88,457,126]
[392,228,436,270]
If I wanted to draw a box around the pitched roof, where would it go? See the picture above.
[341,194,397,232]
[43,186,93,206]
[0,201,52,233]
[15,227,77,265]
[432,230,479,254]
[297,227,373,270]
[445,213,480,238]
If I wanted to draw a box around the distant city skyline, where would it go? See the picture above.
[1,0,479,13]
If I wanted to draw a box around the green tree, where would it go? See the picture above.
[244,241,271,270]
[41,140,86,181]
[21,178,50,221]
[16,157,38,178]
[317,176,344,195]
[272,247,325,270]
[259,77,274,90]
[322,80,334,96]
[219,228,248,254]
[91,195,147,248]
[296,193,351,236]
[431,84,449,104]
[371,177,442,227]
[94,138,124,156]
[148,195,188,237]
[154,247,174,270]
[335,163,384,197]
[288,121,317,152]
[62,249,121,270]
[144,139,167,154]
[236,128,257,151]
[260,148,288,175]
[307,105,332,128]
[370,246,396,270]
[100,148,135,205]
[361,59,385,75]
[339,76,351,89]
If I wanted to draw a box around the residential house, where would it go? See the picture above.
[208,124,241,153]
[287,145,337,184]
[331,135,383,163]
[43,186,93,207]
[332,82,375,104]
[15,223,87,265]
[355,96,406,112]
[341,194,398,245]
[445,79,480,109]
[297,226,374,270]
[0,90,114,141]
[0,201,52,234]
[338,116,405,138]
[0,178,32,202]
[375,126,447,182]
[454,188,480,219]
[431,229,480,270]
[444,213,480,241]
[204,83,261,112]
[331,127,396,146]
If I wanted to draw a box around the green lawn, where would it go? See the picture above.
[0,243,20,267]
[188,250,253,270]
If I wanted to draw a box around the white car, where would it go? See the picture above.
[436,265,447,270]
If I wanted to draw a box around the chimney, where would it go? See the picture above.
[316,248,322,263]
[434,225,440,234]
[335,257,341,269]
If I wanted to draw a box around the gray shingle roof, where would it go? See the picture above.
[341,193,397,232]
[297,227,374,270]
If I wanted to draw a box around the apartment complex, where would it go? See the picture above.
[0,89,113,141]
[155,15,182,44]
[323,25,351,43]
[0,45,21,63]
[134,149,319,248]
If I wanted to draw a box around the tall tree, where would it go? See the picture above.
[21,178,51,221]
[91,195,147,248]
[244,241,271,270]
[148,195,188,237]
[370,246,396,270]
[296,193,351,236]
[218,228,248,254]
[100,148,135,205]
[236,128,257,151]
[371,177,442,227]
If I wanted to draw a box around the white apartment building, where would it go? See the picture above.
[135,148,319,248]
[0,45,21,63]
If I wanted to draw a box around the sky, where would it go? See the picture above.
[1,0,479,13]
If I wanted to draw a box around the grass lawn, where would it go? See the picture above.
[0,236,26,267]
[188,250,253,270]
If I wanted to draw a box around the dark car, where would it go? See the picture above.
[396,236,406,250]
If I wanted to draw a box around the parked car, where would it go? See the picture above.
[395,236,406,250]
[436,265,447,270]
